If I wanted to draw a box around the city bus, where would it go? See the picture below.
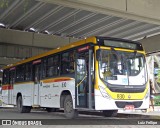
[1,36,149,118]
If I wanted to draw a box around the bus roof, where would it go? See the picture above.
[3,36,97,70]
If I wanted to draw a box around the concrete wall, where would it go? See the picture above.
[0,28,79,48]
[140,34,160,53]
[0,28,79,69]
[0,43,49,59]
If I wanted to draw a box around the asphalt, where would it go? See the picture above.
[0,107,160,127]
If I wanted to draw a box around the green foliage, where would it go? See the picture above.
[0,0,9,8]
[0,0,29,13]
[154,95,160,106]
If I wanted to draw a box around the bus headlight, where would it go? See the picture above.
[99,86,111,99]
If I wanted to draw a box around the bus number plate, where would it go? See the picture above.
[125,105,134,110]
[117,94,125,99]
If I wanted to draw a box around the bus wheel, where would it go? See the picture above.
[46,108,57,112]
[64,95,78,119]
[103,110,118,117]
[17,96,31,113]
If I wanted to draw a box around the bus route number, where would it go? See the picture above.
[117,94,125,99]
[62,82,66,88]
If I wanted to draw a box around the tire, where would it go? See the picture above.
[103,110,118,117]
[17,96,31,113]
[46,108,57,112]
[64,95,78,119]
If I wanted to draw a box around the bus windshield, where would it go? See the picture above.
[99,49,147,86]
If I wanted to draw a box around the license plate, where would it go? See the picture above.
[124,105,134,110]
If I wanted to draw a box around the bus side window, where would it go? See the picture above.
[61,51,75,75]
[25,63,32,81]
[52,55,59,76]
[42,58,47,78]
[9,70,15,84]
[61,52,69,74]
[3,70,9,85]
[47,56,54,77]
[16,65,25,82]
[46,55,59,77]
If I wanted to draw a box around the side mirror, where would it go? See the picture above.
[96,49,102,61]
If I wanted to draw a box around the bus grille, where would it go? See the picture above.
[115,101,143,108]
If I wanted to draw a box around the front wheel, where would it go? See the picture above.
[103,110,118,117]
[17,96,31,113]
[64,95,78,119]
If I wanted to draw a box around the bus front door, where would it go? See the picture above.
[33,64,41,105]
[75,48,93,109]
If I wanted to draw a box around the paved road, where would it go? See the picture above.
[0,108,159,127]
[0,108,150,119]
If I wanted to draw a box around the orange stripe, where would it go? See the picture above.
[2,85,13,90]
[43,78,73,83]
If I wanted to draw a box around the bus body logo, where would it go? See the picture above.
[128,95,131,99]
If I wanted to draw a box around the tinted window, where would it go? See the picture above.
[3,70,9,84]
[47,55,59,77]
[16,65,25,82]
[61,51,75,75]
[25,63,32,81]
[42,59,47,78]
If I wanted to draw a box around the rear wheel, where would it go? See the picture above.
[17,96,31,113]
[64,95,78,119]
[46,108,57,112]
[103,110,118,117]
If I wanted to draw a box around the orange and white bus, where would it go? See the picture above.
[1,36,149,118]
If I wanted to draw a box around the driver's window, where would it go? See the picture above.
[101,52,119,76]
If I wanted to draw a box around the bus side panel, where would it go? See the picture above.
[1,84,14,105]
[2,89,9,104]
[39,79,75,108]
[13,83,34,106]
[39,81,61,108]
